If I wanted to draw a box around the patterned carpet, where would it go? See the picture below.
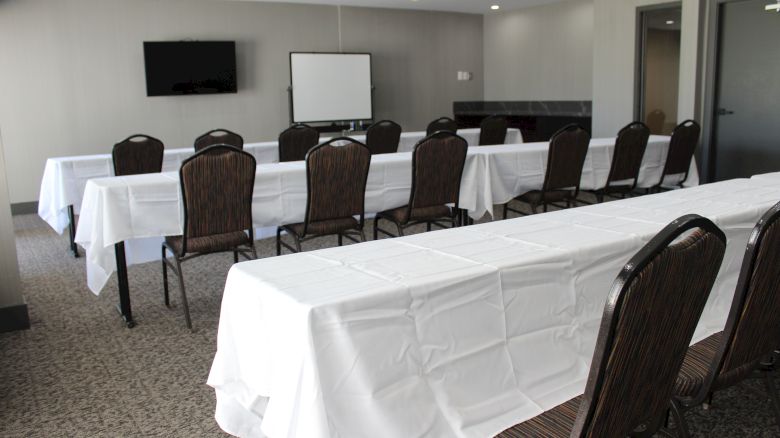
[1,211,779,437]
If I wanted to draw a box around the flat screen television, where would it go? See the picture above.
[143,41,237,96]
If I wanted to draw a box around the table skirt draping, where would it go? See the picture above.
[207,177,780,438]
[74,136,698,294]
[38,128,522,233]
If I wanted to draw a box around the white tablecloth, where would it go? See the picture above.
[207,177,780,438]
[73,135,698,295]
[38,128,522,233]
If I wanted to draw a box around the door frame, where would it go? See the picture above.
[634,2,683,124]
[700,0,755,182]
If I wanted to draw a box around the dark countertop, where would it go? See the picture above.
[454,101,592,118]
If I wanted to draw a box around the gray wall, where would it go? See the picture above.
[592,0,702,137]
[483,0,594,101]
[0,0,483,203]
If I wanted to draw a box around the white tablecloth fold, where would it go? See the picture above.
[208,177,780,438]
[39,128,522,233]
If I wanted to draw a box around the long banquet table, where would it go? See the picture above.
[73,135,697,327]
[38,128,522,235]
[207,176,780,438]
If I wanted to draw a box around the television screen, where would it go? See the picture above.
[143,41,237,96]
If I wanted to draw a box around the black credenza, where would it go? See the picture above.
[454,101,592,143]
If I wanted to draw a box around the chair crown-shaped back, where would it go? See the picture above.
[712,202,780,388]
[366,120,402,155]
[112,134,164,176]
[407,131,468,216]
[304,138,371,233]
[478,115,509,146]
[279,124,319,162]
[179,145,256,252]
[426,117,458,136]
[607,122,651,186]
[572,215,726,437]
[194,129,244,152]
[661,120,700,179]
[543,124,590,192]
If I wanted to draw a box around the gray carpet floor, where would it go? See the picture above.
[1,208,779,437]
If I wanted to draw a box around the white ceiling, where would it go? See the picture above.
[230,0,577,15]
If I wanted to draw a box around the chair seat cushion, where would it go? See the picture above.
[285,217,360,237]
[378,205,453,224]
[517,190,573,204]
[675,331,722,397]
[165,231,251,255]
[496,395,581,438]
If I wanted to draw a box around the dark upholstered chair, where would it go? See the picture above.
[162,145,257,330]
[646,109,666,135]
[478,115,509,146]
[503,124,590,218]
[497,215,727,438]
[426,117,458,136]
[365,120,402,155]
[586,121,650,203]
[652,120,700,191]
[673,201,780,434]
[278,124,319,162]
[194,129,243,152]
[276,138,371,254]
[112,134,164,176]
[373,131,467,239]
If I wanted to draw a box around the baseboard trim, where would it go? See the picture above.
[11,201,37,215]
[0,303,30,332]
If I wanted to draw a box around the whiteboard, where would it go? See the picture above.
[290,53,373,123]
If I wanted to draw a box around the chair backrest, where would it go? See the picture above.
[606,121,651,188]
[365,120,402,155]
[194,129,244,152]
[542,124,590,193]
[571,215,726,437]
[478,115,509,146]
[660,120,700,183]
[404,131,467,221]
[178,145,256,255]
[303,138,371,235]
[279,124,319,162]
[426,117,458,136]
[646,109,666,134]
[701,202,780,393]
[112,134,164,176]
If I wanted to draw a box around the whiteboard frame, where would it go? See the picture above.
[288,52,374,124]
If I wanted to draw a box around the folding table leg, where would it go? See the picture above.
[68,205,79,258]
[114,242,136,328]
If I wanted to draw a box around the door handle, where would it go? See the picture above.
[717,108,735,116]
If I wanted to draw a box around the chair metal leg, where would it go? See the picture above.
[396,223,405,237]
[172,256,192,331]
[250,245,258,260]
[68,205,79,258]
[233,251,239,263]
[276,227,282,256]
[503,203,509,220]
[373,217,379,240]
[542,203,547,213]
[338,234,343,246]
[359,230,366,242]
[669,400,689,438]
[294,236,302,252]
[161,245,170,307]
[426,222,432,232]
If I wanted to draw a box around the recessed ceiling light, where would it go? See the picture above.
[666,20,675,24]
[491,5,500,10]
